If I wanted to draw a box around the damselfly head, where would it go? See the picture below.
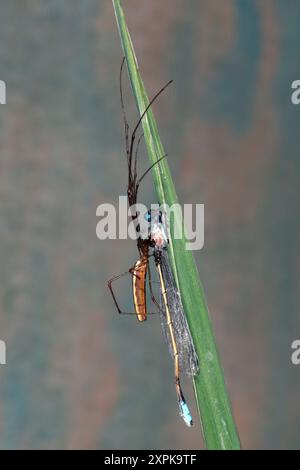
[145,209,168,249]
[144,209,163,224]
[144,210,152,223]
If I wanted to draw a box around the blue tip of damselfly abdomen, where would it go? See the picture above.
[179,399,193,427]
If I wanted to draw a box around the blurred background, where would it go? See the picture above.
[0,0,299,450]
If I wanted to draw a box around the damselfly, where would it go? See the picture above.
[108,58,172,322]
[147,209,199,426]
[107,59,198,427]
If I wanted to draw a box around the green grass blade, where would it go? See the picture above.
[112,0,241,450]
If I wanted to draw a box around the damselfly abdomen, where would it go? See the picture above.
[148,209,199,426]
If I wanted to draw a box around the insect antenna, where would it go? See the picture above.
[134,132,144,182]
[128,79,173,167]
[137,154,167,188]
[119,57,173,203]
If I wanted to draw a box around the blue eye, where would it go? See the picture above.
[144,211,151,222]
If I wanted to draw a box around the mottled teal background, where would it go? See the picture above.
[0,0,300,450]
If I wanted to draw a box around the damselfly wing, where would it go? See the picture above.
[157,248,199,377]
